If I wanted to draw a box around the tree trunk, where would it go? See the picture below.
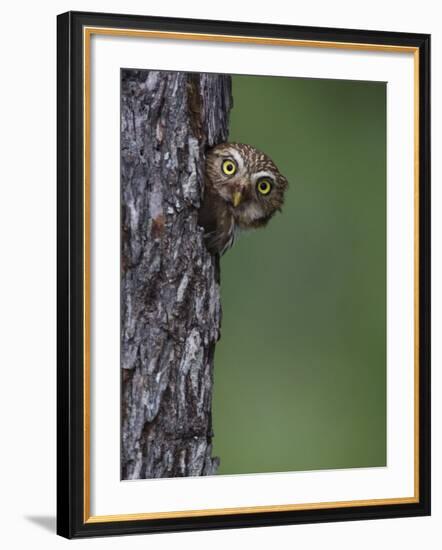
[120,69,232,479]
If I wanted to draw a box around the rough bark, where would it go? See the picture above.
[121,69,232,479]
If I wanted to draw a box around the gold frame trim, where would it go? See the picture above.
[83,27,420,524]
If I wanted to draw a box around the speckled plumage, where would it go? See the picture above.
[198,142,288,255]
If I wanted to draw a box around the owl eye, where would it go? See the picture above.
[222,159,237,176]
[257,178,272,196]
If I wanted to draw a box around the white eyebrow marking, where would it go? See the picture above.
[224,148,245,173]
[252,171,275,184]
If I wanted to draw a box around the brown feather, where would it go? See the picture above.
[199,142,288,255]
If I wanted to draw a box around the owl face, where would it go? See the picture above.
[205,143,288,229]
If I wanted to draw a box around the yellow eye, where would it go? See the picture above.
[222,159,237,176]
[257,178,272,195]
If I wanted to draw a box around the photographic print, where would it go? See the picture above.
[120,69,386,480]
[57,11,430,538]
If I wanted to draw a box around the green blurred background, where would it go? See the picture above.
[212,75,386,475]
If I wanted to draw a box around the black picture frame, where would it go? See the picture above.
[57,10,431,539]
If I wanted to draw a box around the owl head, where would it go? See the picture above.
[205,143,288,230]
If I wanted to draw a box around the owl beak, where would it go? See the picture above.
[232,191,242,208]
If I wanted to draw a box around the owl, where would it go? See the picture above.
[198,143,288,255]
